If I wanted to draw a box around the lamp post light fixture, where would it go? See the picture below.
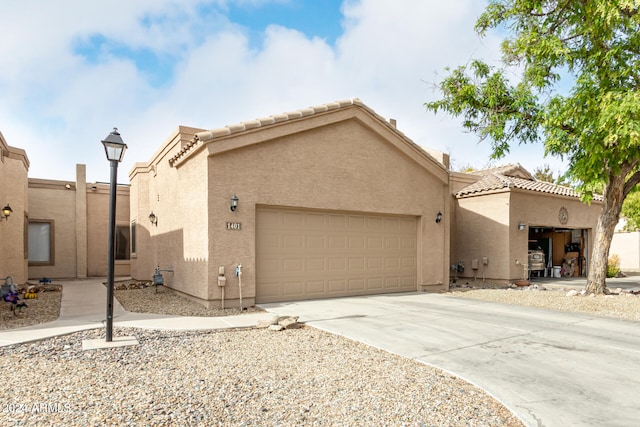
[1,204,12,221]
[435,211,443,224]
[149,211,157,226]
[102,128,127,342]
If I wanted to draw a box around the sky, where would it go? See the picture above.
[0,0,569,184]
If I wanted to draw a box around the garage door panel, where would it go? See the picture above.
[348,257,365,270]
[283,234,304,250]
[367,237,384,249]
[256,207,417,303]
[348,236,365,249]
[307,281,326,294]
[328,257,346,271]
[401,237,416,249]
[283,282,304,298]
[402,257,416,268]
[283,258,303,273]
[400,275,415,287]
[307,258,325,271]
[385,257,400,269]
[328,235,346,249]
[347,215,365,229]
[367,277,384,290]
[307,235,325,249]
[328,279,346,292]
[284,211,305,227]
[348,278,365,291]
[385,277,400,288]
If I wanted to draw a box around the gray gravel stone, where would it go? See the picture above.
[0,327,523,426]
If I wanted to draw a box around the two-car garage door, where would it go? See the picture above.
[256,206,417,303]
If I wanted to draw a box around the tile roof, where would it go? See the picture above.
[168,98,442,169]
[456,163,601,200]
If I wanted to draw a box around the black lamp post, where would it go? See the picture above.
[101,128,127,342]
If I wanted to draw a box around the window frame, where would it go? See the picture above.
[130,220,137,257]
[115,223,130,261]
[28,219,55,266]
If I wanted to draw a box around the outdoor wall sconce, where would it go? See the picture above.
[1,204,12,221]
[435,211,443,223]
[518,222,526,231]
[149,212,158,226]
[230,194,239,212]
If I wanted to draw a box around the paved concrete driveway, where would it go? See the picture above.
[262,293,640,427]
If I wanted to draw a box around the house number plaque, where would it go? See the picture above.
[226,222,242,230]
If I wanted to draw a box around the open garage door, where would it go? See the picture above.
[256,206,417,303]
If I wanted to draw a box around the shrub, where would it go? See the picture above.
[607,254,621,278]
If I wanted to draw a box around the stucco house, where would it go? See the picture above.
[0,131,29,284]
[450,165,601,283]
[129,99,451,307]
[1,131,130,285]
[2,99,605,307]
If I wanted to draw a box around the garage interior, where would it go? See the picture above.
[528,227,589,278]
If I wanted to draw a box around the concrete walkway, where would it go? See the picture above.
[0,278,274,347]
[261,292,640,427]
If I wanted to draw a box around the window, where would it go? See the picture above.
[115,225,130,260]
[28,220,54,266]
[130,220,137,255]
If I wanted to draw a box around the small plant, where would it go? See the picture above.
[607,254,621,278]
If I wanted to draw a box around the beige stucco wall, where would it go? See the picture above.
[28,180,79,278]
[129,126,207,291]
[28,166,130,280]
[611,231,640,270]
[0,133,29,284]
[86,182,131,278]
[131,111,449,306]
[455,192,512,281]
[453,188,601,283]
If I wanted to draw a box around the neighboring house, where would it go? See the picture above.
[0,140,130,283]
[27,165,131,280]
[129,99,450,307]
[0,131,29,284]
[450,164,602,283]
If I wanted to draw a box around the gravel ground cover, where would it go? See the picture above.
[6,280,640,426]
[448,283,640,322]
[115,285,263,317]
[0,327,523,426]
[0,290,61,330]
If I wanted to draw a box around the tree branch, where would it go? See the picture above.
[624,167,640,198]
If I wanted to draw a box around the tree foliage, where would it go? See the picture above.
[426,0,640,293]
[533,164,568,185]
[621,188,640,231]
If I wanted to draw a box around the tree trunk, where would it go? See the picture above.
[585,172,625,294]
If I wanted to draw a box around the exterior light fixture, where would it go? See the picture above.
[1,204,12,221]
[518,222,526,231]
[101,127,127,343]
[435,211,443,224]
[102,127,127,162]
[230,194,239,212]
[149,211,157,226]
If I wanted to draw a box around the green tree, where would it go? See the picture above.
[426,0,640,294]
[533,164,569,186]
[621,189,640,231]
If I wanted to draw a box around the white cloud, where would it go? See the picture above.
[0,0,568,183]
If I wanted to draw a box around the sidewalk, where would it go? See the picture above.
[0,278,275,347]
